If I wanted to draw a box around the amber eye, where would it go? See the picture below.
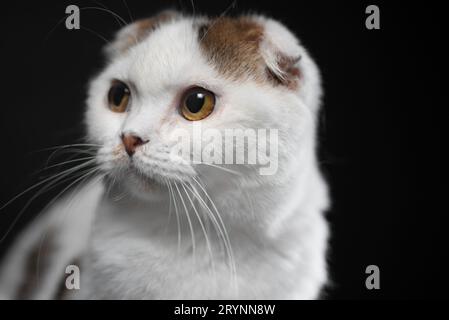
[108,80,130,113]
[180,87,215,121]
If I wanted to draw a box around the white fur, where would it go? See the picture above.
[0,14,329,299]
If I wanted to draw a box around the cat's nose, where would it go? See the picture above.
[121,133,148,157]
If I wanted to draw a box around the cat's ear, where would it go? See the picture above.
[104,10,180,59]
[257,17,322,113]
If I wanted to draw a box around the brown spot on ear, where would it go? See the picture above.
[199,17,265,81]
[117,10,179,54]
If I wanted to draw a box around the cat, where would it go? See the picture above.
[0,11,329,299]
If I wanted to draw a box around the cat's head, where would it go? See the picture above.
[85,11,322,200]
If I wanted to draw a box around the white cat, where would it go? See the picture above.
[0,11,329,299]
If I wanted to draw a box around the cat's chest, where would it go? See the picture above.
[85,236,296,299]
[85,223,296,299]
[84,199,303,299]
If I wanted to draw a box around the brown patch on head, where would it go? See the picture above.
[198,17,265,81]
[198,17,301,90]
[109,10,179,56]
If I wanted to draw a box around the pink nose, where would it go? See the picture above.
[121,133,148,157]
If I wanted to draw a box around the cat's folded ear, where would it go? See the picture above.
[104,10,180,59]
[199,15,322,112]
[256,16,322,113]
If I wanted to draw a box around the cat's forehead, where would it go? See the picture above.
[107,13,302,90]
[125,19,205,85]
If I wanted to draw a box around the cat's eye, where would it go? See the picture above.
[180,87,215,121]
[108,80,130,113]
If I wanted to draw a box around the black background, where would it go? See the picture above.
[0,0,447,299]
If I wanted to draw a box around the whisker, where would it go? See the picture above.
[92,0,126,27]
[44,5,126,46]
[38,156,97,173]
[121,0,134,22]
[162,178,173,234]
[1,165,99,242]
[174,181,196,269]
[181,181,217,283]
[36,143,102,152]
[80,7,129,26]
[191,161,242,176]
[41,167,103,215]
[43,15,71,43]
[183,181,231,273]
[30,143,99,158]
[44,149,97,168]
[0,159,97,211]
[190,0,196,16]
[35,170,103,285]
[81,26,110,44]
[29,144,99,166]
[168,180,182,252]
[191,176,238,293]
[199,0,237,43]
[183,181,226,254]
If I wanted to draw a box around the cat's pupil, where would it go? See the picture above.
[185,93,205,113]
[111,83,128,105]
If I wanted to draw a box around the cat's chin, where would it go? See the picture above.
[128,169,165,192]
[106,167,168,202]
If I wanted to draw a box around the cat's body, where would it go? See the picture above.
[0,12,329,299]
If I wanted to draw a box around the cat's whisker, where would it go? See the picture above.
[191,161,242,176]
[0,159,97,211]
[104,171,118,198]
[185,181,224,243]
[180,181,217,283]
[44,2,124,43]
[168,180,182,253]
[190,0,196,17]
[35,169,104,284]
[38,156,97,173]
[245,189,256,220]
[191,176,238,293]
[121,0,134,23]
[37,144,100,166]
[162,178,174,236]
[37,143,102,152]
[41,167,103,219]
[91,0,126,27]
[44,149,97,168]
[184,179,235,286]
[43,15,71,43]
[46,149,98,164]
[110,170,130,202]
[31,143,99,157]
[198,0,237,43]
[173,182,196,270]
[80,7,129,26]
[81,26,110,44]
[1,164,100,242]
[111,191,127,202]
